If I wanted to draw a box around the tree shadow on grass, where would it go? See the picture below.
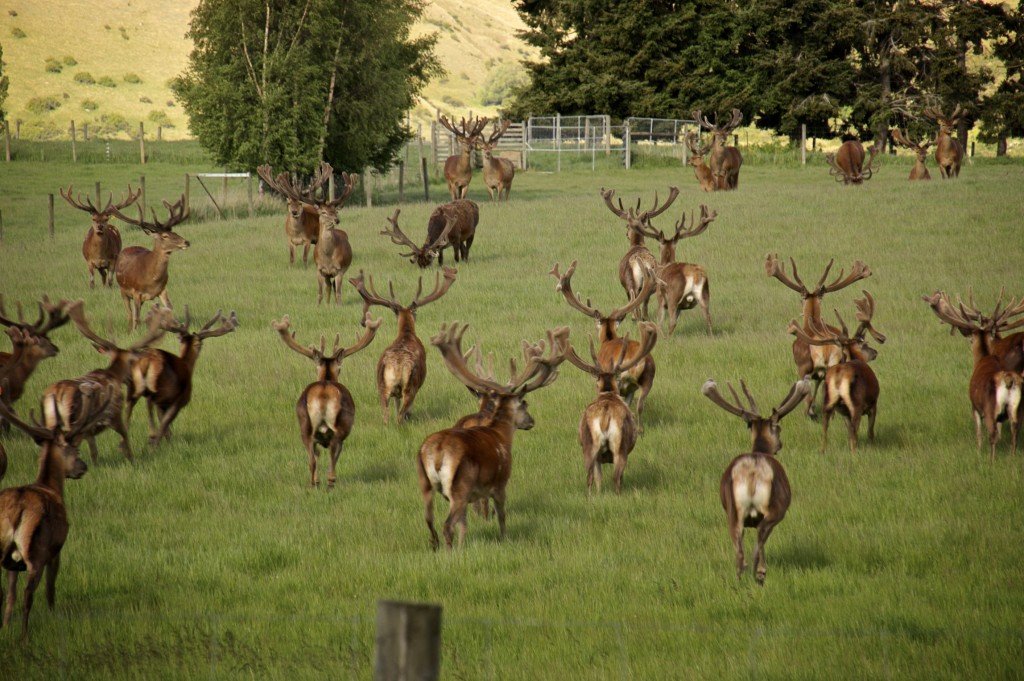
[775,540,832,572]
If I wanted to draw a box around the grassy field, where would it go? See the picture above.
[0,148,1022,679]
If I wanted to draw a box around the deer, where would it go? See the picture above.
[694,109,744,190]
[787,292,887,453]
[110,194,191,330]
[825,140,880,185]
[922,103,965,179]
[0,386,103,640]
[890,129,932,181]
[272,312,381,488]
[684,131,717,192]
[125,307,239,447]
[349,267,458,425]
[0,296,70,430]
[702,376,811,584]
[438,114,489,200]
[41,301,169,464]
[283,194,320,268]
[550,260,658,433]
[566,321,658,497]
[59,184,140,288]
[477,119,516,201]
[427,200,479,266]
[632,204,717,336]
[766,255,873,418]
[418,321,567,549]
[380,208,456,269]
[923,291,1024,462]
[600,185,680,321]
[257,163,356,305]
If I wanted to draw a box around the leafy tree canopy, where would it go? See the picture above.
[0,42,9,124]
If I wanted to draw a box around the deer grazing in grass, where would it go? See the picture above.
[825,140,880,185]
[551,261,658,432]
[567,322,658,497]
[60,184,140,288]
[632,204,717,336]
[684,131,717,192]
[890,129,932,181]
[601,185,679,321]
[111,194,191,330]
[272,313,381,488]
[694,109,744,190]
[923,291,1024,462]
[766,255,872,418]
[426,200,479,266]
[42,301,169,464]
[703,376,811,585]
[350,267,458,425]
[0,386,103,640]
[380,208,457,269]
[922,104,965,179]
[477,119,516,201]
[418,321,567,549]
[439,114,489,200]
[0,296,70,430]
[257,163,356,305]
[787,292,887,453]
[125,307,239,446]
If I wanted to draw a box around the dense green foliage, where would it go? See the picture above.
[0,41,8,123]
[979,7,1024,151]
[172,0,442,174]
[0,149,1022,677]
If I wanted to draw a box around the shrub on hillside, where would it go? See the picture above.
[45,58,63,73]
[93,112,131,137]
[11,27,26,39]
[124,73,142,84]
[139,96,152,104]
[98,76,117,88]
[63,55,77,66]
[81,99,99,112]
[26,96,61,114]
[74,72,96,85]
[20,119,62,140]
[119,27,129,41]
[148,109,173,127]
[478,63,529,107]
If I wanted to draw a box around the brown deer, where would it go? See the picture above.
[438,114,489,200]
[272,312,381,487]
[890,129,932,181]
[684,131,717,192]
[477,119,516,201]
[0,387,103,640]
[923,291,1024,462]
[41,301,169,464]
[694,109,744,190]
[284,197,320,268]
[257,163,356,305]
[566,322,658,497]
[125,307,239,446]
[0,296,70,429]
[633,204,717,336]
[380,208,456,269]
[427,200,479,266]
[349,267,458,425]
[825,140,879,185]
[60,184,140,288]
[600,186,679,321]
[111,195,191,330]
[766,255,872,418]
[787,292,887,453]
[702,376,810,584]
[922,104,965,179]
[418,322,567,549]
[550,261,658,432]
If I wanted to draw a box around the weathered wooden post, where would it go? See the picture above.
[4,121,10,162]
[801,124,807,166]
[364,168,373,208]
[48,194,55,239]
[624,121,632,170]
[70,119,77,163]
[421,157,429,202]
[184,173,190,213]
[83,123,89,141]
[139,122,146,164]
[222,166,228,210]
[15,119,21,140]
[374,601,441,681]
[247,172,254,217]
[140,175,146,220]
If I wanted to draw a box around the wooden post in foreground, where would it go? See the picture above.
[140,175,147,220]
[139,122,146,164]
[374,601,441,681]
[70,119,77,163]
[421,157,429,202]
[48,194,55,239]
[801,124,807,166]
[4,122,10,162]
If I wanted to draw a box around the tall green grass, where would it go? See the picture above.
[0,152,1022,679]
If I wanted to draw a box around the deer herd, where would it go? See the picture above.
[0,102,1003,637]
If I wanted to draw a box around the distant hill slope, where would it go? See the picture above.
[0,0,534,141]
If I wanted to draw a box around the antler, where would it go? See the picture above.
[340,312,383,359]
[256,164,329,204]
[68,299,168,352]
[271,315,319,360]
[684,130,710,156]
[852,291,886,344]
[411,266,458,309]
[438,114,489,141]
[349,270,402,314]
[0,295,70,337]
[862,146,881,179]
[549,261,602,320]
[566,322,658,378]
[821,260,871,294]
[607,273,657,323]
[112,195,189,234]
[60,184,141,216]
[381,209,455,265]
[480,119,511,148]
[771,377,813,422]
[825,152,850,182]
[325,169,356,209]
[662,204,717,245]
[765,254,808,294]
[702,378,760,422]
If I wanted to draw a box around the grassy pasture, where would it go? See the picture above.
[0,150,1022,679]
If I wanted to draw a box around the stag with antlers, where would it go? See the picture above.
[438,114,489,200]
[477,119,516,201]
[684,131,717,192]
[551,261,658,432]
[923,291,1024,462]
[380,208,456,269]
[566,322,657,497]
[788,292,887,453]
[694,109,744,190]
[922,104,965,179]
[600,186,679,321]
[0,296,70,430]
[350,267,458,425]
[418,321,567,549]
[890,129,932,181]
[825,140,880,185]
[125,307,239,446]
[703,377,810,584]
[111,194,191,329]
[272,313,381,488]
[257,163,356,305]
[60,184,141,288]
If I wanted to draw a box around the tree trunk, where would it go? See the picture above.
[997,134,1007,156]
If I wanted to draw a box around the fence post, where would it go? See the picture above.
[140,175,146,220]
[421,157,429,202]
[801,123,807,166]
[15,119,21,140]
[624,122,632,170]
[374,600,442,681]
[184,174,190,212]
[139,122,146,164]
[83,122,89,141]
[222,166,228,211]
[364,168,373,208]
[48,194,55,239]
[417,124,425,183]
[556,113,562,173]
[398,161,405,204]
[70,119,77,163]
[247,172,254,217]
[4,121,10,162]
